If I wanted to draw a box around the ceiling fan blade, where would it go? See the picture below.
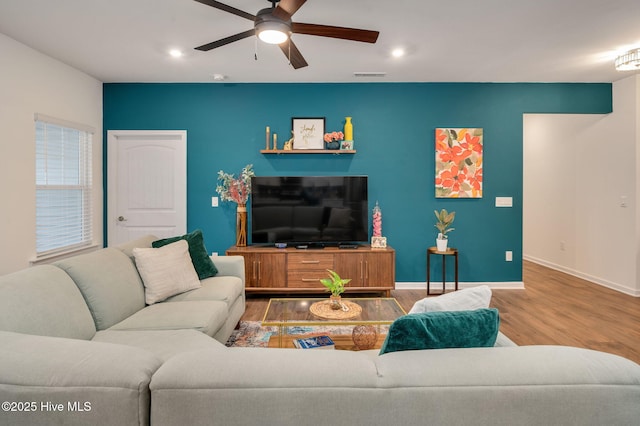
[272,0,307,20]
[292,23,379,43]
[194,29,256,51]
[193,0,255,21]
[279,39,308,69]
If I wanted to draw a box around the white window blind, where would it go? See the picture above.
[35,115,94,256]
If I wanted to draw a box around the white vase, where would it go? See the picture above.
[436,237,448,252]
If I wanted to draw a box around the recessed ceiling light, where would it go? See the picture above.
[169,49,183,58]
[212,74,227,81]
[391,48,405,58]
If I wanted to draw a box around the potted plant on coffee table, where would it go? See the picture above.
[434,208,455,252]
[320,269,351,310]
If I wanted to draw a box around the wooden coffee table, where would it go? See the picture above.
[262,297,406,350]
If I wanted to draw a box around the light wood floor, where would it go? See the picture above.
[241,260,640,364]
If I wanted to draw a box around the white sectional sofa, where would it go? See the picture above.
[0,235,243,425]
[1,236,639,426]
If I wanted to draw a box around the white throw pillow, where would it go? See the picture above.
[133,240,201,305]
[409,285,492,314]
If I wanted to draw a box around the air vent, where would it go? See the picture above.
[353,72,387,78]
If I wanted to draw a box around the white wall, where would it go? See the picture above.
[0,33,103,275]
[524,75,640,296]
[635,75,640,296]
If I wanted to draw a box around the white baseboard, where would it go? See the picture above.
[394,281,525,291]
[523,255,640,297]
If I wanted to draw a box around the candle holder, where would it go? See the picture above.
[265,126,270,150]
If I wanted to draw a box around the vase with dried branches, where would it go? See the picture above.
[216,164,255,247]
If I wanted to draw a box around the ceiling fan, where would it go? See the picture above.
[193,0,380,69]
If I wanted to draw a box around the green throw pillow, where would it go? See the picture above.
[152,229,218,279]
[379,308,500,355]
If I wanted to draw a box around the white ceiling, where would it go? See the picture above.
[1,0,639,83]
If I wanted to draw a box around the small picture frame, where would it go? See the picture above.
[371,236,387,249]
[292,117,325,150]
[340,140,353,150]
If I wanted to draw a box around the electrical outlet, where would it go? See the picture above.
[560,241,565,251]
[505,251,513,262]
[211,196,218,207]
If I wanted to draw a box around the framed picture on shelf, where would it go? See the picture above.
[292,117,325,149]
[340,140,353,150]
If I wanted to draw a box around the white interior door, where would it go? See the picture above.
[107,130,187,246]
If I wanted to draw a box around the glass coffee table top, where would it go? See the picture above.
[262,297,407,327]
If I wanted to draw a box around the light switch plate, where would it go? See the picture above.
[495,197,513,207]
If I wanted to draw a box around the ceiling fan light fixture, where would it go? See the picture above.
[257,27,289,44]
[255,7,291,45]
[193,0,379,70]
[615,48,640,71]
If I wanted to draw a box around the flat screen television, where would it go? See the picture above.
[250,176,368,247]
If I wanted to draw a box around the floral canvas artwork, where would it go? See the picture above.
[435,128,483,198]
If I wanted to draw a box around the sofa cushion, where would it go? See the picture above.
[133,240,202,305]
[164,275,243,307]
[114,234,158,259]
[409,285,492,313]
[379,309,500,355]
[211,255,246,285]
[55,248,146,331]
[495,332,517,347]
[0,330,161,426]
[152,229,218,279]
[213,295,246,344]
[149,344,640,426]
[92,329,225,361]
[108,301,228,337]
[0,265,96,340]
[152,346,379,390]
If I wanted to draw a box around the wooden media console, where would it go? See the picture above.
[226,245,395,296]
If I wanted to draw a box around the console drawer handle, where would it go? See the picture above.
[301,260,320,264]
[301,278,321,282]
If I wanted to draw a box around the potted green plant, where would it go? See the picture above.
[320,269,351,310]
[434,209,455,252]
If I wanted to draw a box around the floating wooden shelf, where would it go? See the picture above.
[260,149,356,155]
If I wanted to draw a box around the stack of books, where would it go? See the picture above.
[293,335,335,350]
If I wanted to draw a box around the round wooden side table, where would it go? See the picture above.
[426,247,459,295]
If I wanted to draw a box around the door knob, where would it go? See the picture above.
[117,216,127,222]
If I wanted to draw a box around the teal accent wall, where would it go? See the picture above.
[103,82,612,283]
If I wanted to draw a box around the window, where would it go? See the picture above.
[35,114,94,257]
